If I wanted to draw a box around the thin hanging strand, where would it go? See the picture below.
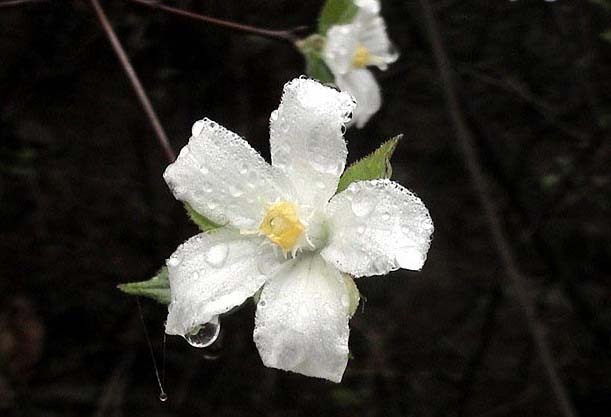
[126,0,303,44]
[416,1,577,417]
[136,297,167,401]
[89,0,176,163]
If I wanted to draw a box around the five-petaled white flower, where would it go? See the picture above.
[163,78,433,382]
[322,0,398,128]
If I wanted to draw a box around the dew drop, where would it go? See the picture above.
[270,110,279,122]
[351,193,376,217]
[356,225,365,234]
[257,258,275,276]
[207,201,218,210]
[191,120,205,137]
[341,294,350,308]
[184,316,221,348]
[159,392,168,402]
[199,165,209,175]
[202,182,213,193]
[206,243,229,267]
[229,185,243,197]
[167,256,181,267]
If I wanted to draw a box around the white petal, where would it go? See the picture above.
[321,179,434,277]
[253,255,351,383]
[269,78,355,210]
[323,23,359,75]
[335,69,381,128]
[163,118,289,230]
[165,229,284,336]
[355,0,380,14]
[358,15,398,69]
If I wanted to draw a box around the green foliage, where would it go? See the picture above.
[297,34,335,83]
[336,135,401,193]
[601,30,611,44]
[117,267,170,304]
[185,203,221,232]
[318,0,358,34]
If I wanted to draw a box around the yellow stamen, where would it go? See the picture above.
[352,44,372,68]
[259,201,304,251]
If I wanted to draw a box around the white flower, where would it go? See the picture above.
[163,78,433,382]
[322,0,398,128]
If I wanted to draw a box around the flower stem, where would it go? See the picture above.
[89,0,176,163]
[126,0,306,44]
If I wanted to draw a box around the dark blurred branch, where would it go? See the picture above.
[0,0,47,7]
[416,1,578,417]
[126,0,305,44]
[89,0,176,163]
[457,286,502,417]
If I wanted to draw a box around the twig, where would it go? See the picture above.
[126,0,304,44]
[457,286,502,417]
[416,1,578,417]
[0,0,47,7]
[89,0,176,163]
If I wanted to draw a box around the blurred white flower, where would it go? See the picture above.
[322,0,398,128]
[162,78,433,382]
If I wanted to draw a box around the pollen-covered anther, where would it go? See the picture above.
[352,44,372,68]
[259,201,304,251]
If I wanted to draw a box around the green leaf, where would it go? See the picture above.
[318,0,359,34]
[336,135,402,194]
[296,34,335,84]
[305,52,335,83]
[118,267,170,304]
[185,203,221,232]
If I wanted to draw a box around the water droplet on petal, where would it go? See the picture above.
[206,243,229,267]
[192,120,205,137]
[229,185,243,197]
[356,225,365,234]
[341,294,350,308]
[351,193,376,217]
[184,316,221,348]
[167,256,181,267]
[202,182,213,193]
[257,258,275,276]
[199,165,209,175]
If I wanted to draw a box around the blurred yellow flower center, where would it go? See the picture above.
[259,201,304,251]
[352,44,372,68]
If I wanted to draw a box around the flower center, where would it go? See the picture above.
[352,44,372,68]
[259,201,304,251]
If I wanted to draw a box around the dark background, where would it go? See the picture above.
[1,0,610,416]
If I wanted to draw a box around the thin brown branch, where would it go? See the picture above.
[415,1,578,417]
[0,0,47,7]
[126,0,303,44]
[89,0,176,163]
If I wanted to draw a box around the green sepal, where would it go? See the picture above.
[336,135,402,194]
[117,267,170,305]
[296,34,335,84]
[185,203,221,232]
[318,0,358,35]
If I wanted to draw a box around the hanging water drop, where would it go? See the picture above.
[159,392,168,402]
[206,243,229,267]
[191,120,205,137]
[184,316,221,348]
